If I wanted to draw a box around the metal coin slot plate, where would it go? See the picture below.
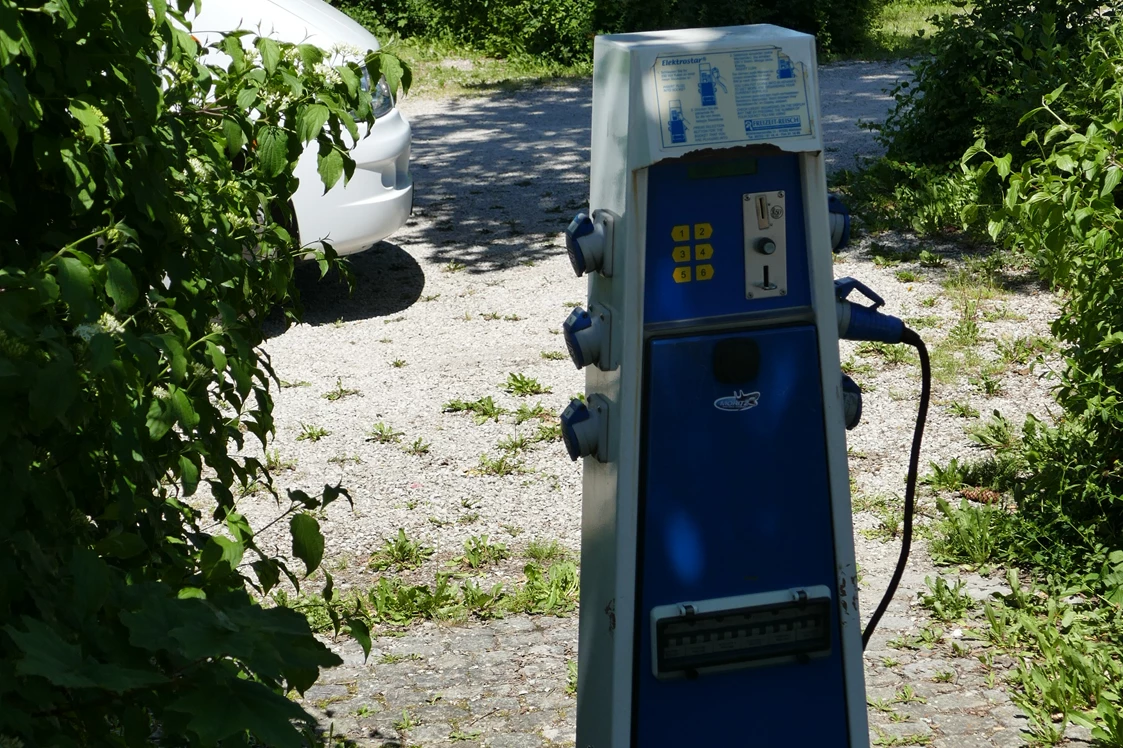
[650,585,832,679]
[742,190,788,300]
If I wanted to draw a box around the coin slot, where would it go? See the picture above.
[756,195,769,229]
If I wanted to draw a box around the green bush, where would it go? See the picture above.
[0,0,404,743]
[338,0,886,64]
[881,0,1116,166]
[967,22,1123,571]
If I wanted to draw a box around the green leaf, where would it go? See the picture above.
[1054,153,1077,173]
[1102,166,1122,197]
[994,153,1012,179]
[105,257,139,310]
[255,37,281,75]
[29,356,78,426]
[347,618,372,660]
[378,53,410,97]
[205,341,227,373]
[179,453,200,495]
[171,386,199,429]
[290,513,324,576]
[253,559,281,594]
[56,256,96,321]
[316,145,343,192]
[257,125,288,178]
[146,396,175,440]
[200,536,244,580]
[297,104,329,144]
[151,0,166,24]
[298,43,323,68]
[6,617,167,692]
[68,99,106,143]
[170,676,311,747]
[223,116,246,154]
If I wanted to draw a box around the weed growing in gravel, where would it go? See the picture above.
[323,378,361,401]
[982,304,1026,323]
[279,379,311,388]
[966,411,1016,451]
[533,423,562,443]
[497,433,531,453]
[368,529,434,571]
[384,316,405,324]
[932,670,955,683]
[501,523,523,537]
[442,261,466,273]
[391,359,407,368]
[996,335,1051,366]
[504,372,551,396]
[379,652,421,664]
[562,300,582,308]
[929,498,1010,567]
[443,396,507,424]
[894,685,927,705]
[327,453,363,465]
[481,311,502,321]
[474,453,524,477]
[567,660,578,696]
[509,561,580,615]
[392,710,417,732]
[378,337,392,344]
[540,350,566,361]
[404,437,430,456]
[923,458,964,491]
[895,269,922,283]
[366,422,403,444]
[332,317,345,328]
[453,535,510,569]
[265,449,296,471]
[450,729,482,742]
[919,295,938,308]
[881,657,900,668]
[918,576,975,622]
[972,370,1004,396]
[514,401,551,424]
[297,423,330,442]
[868,697,895,713]
[856,341,914,366]
[947,318,981,348]
[421,294,441,302]
[570,392,586,403]
[918,250,946,268]
[458,512,481,525]
[526,538,568,563]
[841,358,874,376]
[946,400,979,418]
[904,315,940,330]
[872,729,932,746]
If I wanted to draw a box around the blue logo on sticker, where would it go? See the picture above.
[745,116,802,134]
[714,390,760,412]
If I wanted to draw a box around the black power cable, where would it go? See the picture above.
[861,327,931,650]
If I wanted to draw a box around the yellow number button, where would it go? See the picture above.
[671,225,690,242]
[696,264,715,281]
[695,243,714,260]
[673,267,692,284]
[694,222,713,240]
[672,245,691,263]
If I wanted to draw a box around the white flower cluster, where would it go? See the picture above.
[187,157,210,179]
[73,312,125,342]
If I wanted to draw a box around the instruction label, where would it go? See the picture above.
[653,47,812,150]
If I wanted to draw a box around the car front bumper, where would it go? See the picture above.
[291,107,413,256]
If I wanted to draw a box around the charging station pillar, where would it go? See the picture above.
[559,26,869,747]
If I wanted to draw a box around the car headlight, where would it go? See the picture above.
[359,67,394,119]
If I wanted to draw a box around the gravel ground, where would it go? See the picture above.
[235,61,1077,746]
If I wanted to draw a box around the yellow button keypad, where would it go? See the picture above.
[696,264,715,281]
[672,246,691,263]
[694,223,713,240]
[673,267,692,284]
[671,225,690,242]
[695,243,713,261]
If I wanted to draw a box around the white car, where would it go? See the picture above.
[189,0,413,255]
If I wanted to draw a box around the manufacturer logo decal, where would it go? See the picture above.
[714,390,760,412]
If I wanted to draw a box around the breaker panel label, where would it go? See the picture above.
[653,47,812,149]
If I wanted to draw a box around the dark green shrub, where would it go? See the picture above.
[881,0,1117,166]
[968,22,1123,571]
[0,0,399,742]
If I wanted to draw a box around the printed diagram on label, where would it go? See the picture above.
[654,47,812,149]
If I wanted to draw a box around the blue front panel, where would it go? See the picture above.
[633,326,849,746]
[644,154,810,325]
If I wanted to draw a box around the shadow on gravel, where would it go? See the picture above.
[404,83,593,274]
[286,240,426,327]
